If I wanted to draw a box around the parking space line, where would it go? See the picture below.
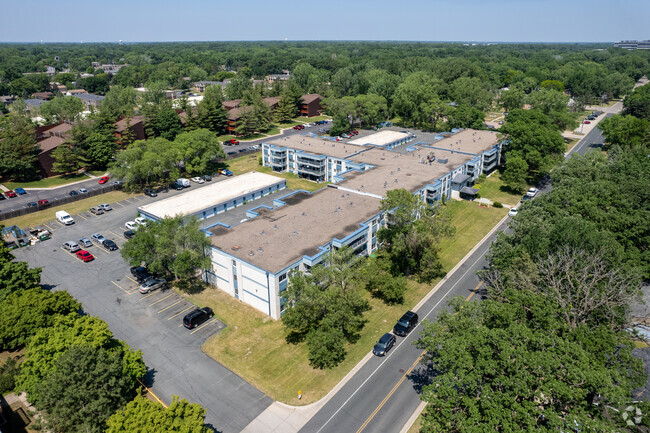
[138,291,161,301]
[56,221,65,226]
[43,223,55,232]
[76,213,88,221]
[169,306,194,320]
[158,299,183,314]
[90,244,110,255]
[113,201,125,207]
[149,294,175,306]
[127,277,139,284]
[190,318,218,334]
[110,230,126,241]
[127,287,141,295]
[111,281,131,295]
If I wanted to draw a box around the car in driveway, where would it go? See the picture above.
[38,199,49,205]
[144,188,158,197]
[139,278,167,294]
[183,307,214,329]
[583,120,591,124]
[130,266,153,283]
[98,176,110,184]
[63,241,81,252]
[5,190,17,198]
[125,221,138,231]
[76,250,94,262]
[91,233,106,243]
[292,125,304,130]
[123,230,136,239]
[101,239,118,251]
[14,187,26,195]
[78,237,93,248]
[90,207,104,215]
[373,333,396,357]
[191,177,204,184]
[393,311,419,337]
[526,187,539,197]
[98,203,112,211]
[508,208,518,217]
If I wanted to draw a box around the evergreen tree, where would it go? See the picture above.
[51,144,79,175]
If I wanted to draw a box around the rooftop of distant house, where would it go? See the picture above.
[114,116,146,132]
[300,94,321,104]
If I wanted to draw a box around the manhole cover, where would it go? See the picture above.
[399,369,405,374]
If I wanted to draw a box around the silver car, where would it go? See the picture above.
[139,278,167,294]
[98,204,112,211]
[78,238,93,248]
[63,241,80,252]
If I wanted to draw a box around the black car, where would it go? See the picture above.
[123,230,136,239]
[373,333,396,357]
[130,266,153,283]
[183,307,214,329]
[393,311,419,337]
[170,182,183,190]
[102,239,118,251]
[202,174,212,181]
[27,202,37,207]
[69,190,80,196]
[0,194,5,200]
[227,151,237,156]
[238,148,247,153]
[144,188,158,197]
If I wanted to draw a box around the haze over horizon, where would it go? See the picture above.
[1,0,648,43]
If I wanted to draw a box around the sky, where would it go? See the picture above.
[1,0,648,43]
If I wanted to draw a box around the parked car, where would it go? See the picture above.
[123,230,136,239]
[79,188,88,193]
[191,176,204,184]
[293,125,304,130]
[225,139,240,145]
[318,128,326,133]
[134,217,147,227]
[5,190,17,198]
[0,194,5,200]
[393,311,419,337]
[498,120,504,125]
[14,187,26,195]
[63,241,81,253]
[508,208,518,217]
[170,182,183,190]
[247,145,259,150]
[202,174,212,181]
[238,148,247,153]
[98,176,110,184]
[102,239,118,251]
[139,278,167,294]
[183,307,214,329]
[113,180,123,186]
[350,130,359,135]
[27,202,37,207]
[341,133,351,139]
[144,188,158,197]
[130,266,153,283]
[125,221,138,230]
[219,169,233,176]
[583,120,591,124]
[526,187,539,197]
[98,203,112,211]
[38,199,49,205]
[227,151,237,156]
[89,207,104,215]
[373,333,396,357]
[78,237,93,248]
[91,233,106,243]
[76,250,94,262]
[69,190,79,196]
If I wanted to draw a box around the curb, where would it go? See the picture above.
[5,172,104,192]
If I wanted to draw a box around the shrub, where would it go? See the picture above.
[0,357,21,394]
[493,201,503,208]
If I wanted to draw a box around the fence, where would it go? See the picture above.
[0,183,121,222]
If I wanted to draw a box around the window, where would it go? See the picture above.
[279,273,287,282]
[232,259,237,267]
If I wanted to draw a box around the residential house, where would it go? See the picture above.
[299,94,322,117]
[31,92,53,100]
[194,81,229,93]
[66,89,88,96]
[114,115,146,146]
[34,123,74,177]
[223,99,242,111]
[265,70,291,84]
[72,93,104,109]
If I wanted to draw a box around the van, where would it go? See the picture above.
[177,178,190,188]
[56,210,75,225]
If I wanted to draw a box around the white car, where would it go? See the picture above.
[134,217,148,227]
[125,221,138,230]
[508,208,518,217]
[79,188,88,193]
[191,177,204,184]
[98,204,112,211]
[526,187,539,197]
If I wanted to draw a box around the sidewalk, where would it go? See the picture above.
[1,171,101,192]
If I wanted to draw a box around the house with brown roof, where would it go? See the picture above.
[299,94,322,117]
[222,99,242,111]
[66,89,88,96]
[226,106,253,134]
[31,92,53,100]
[34,123,74,177]
[114,116,146,146]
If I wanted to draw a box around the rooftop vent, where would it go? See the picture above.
[231,246,241,251]
[293,231,298,235]
[258,247,263,253]
[248,251,255,256]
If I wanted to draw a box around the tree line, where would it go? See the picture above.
[0,241,212,433]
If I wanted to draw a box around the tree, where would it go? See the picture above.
[100,85,138,120]
[85,131,117,168]
[196,84,228,133]
[106,395,211,433]
[16,313,145,403]
[275,87,299,123]
[540,79,564,92]
[51,144,80,175]
[36,345,141,433]
[39,95,85,124]
[172,129,225,175]
[525,88,575,130]
[225,76,251,100]
[0,243,41,302]
[499,88,526,111]
[359,256,407,304]
[120,216,210,280]
[0,105,39,181]
[598,114,650,149]
[281,247,370,368]
[501,152,529,192]
[623,83,650,120]
[152,108,183,141]
[449,76,494,111]
[0,288,81,350]
[9,77,37,97]
[393,72,447,127]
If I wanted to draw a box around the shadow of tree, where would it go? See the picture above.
[408,362,437,395]
[175,277,207,295]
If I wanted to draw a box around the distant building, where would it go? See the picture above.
[193,81,230,93]
[265,70,291,84]
[34,123,74,177]
[31,92,53,100]
[66,89,88,96]
[614,40,650,50]
[114,116,146,146]
[72,93,104,109]
[299,94,322,117]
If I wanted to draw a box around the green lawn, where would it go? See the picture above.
[87,170,107,177]
[226,152,326,192]
[194,200,507,405]
[3,173,90,190]
[565,138,579,152]
[0,190,140,229]
[474,172,522,206]
[296,115,330,122]
[217,134,236,142]
[263,127,282,136]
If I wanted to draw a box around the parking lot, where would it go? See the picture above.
[11,183,273,432]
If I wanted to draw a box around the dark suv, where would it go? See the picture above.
[130,266,153,283]
[183,307,214,329]
[393,311,419,337]
[373,333,396,357]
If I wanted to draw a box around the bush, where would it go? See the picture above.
[0,357,21,394]
[258,156,263,166]
[493,202,503,208]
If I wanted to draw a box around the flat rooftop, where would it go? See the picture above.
[139,172,284,219]
[210,187,381,273]
[340,147,474,196]
[265,134,369,160]
[347,130,411,146]
[424,129,498,155]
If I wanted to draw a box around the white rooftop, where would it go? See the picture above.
[347,130,412,147]
[138,172,284,219]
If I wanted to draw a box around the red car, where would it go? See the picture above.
[350,130,359,135]
[98,176,110,184]
[76,250,94,262]
[5,190,17,198]
[37,199,49,205]
[293,125,305,130]
[225,139,240,145]
[583,120,591,124]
